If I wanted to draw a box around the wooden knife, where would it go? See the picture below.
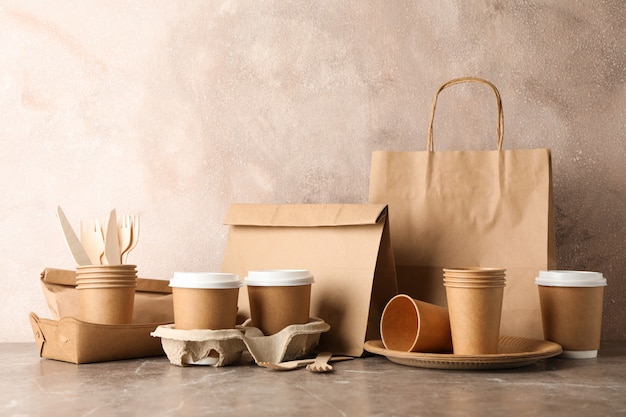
[57,206,92,266]
[104,208,121,265]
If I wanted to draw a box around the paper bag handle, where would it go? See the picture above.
[427,77,504,152]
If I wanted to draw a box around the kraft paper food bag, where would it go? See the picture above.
[221,204,398,356]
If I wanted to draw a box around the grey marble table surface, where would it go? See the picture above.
[1,342,625,417]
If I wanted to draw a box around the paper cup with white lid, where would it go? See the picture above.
[169,272,242,330]
[536,270,607,359]
[244,269,314,335]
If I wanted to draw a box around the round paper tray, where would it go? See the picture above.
[364,336,562,370]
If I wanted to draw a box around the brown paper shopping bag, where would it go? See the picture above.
[221,204,398,356]
[369,77,556,339]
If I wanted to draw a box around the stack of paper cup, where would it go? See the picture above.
[380,294,453,353]
[443,267,506,355]
[244,270,314,335]
[76,264,138,324]
[535,270,607,359]
[169,272,242,330]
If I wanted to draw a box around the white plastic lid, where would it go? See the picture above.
[169,272,242,289]
[535,270,607,287]
[244,269,314,287]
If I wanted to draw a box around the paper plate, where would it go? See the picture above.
[364,336,562,370]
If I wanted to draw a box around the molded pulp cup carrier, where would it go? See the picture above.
[535,270,606,359]
[170,272,241,330]
[245,270,314,335]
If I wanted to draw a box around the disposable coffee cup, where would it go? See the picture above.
[169,272,241,330]
[76,265,137,324]
[244,269,314,335]
[536,270,607,359]
[380,294,452,353]
[77,284,136,324]
[443,267,506,355]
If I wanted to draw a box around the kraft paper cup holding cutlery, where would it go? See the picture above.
[169,272,242,330]
[75,264,138,324]
[443,267,506,355]
[535,270,607,359]
[380,294,453,353]
[244,270,314,335]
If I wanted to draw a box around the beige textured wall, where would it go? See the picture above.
[1,1,624,342]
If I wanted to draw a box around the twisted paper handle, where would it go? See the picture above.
[427,77,504,152]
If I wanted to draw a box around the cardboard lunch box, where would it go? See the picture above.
[31,268,174,364]
[221,203,398,357]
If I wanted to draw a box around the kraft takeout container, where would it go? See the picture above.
[31,268,174,364]
[30,313,166,364]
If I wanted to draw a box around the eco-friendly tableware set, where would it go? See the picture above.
[43,77,609,370]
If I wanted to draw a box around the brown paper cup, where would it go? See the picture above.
[75,265,138,324]
[380,294,452,352]
[244,270,314,335]
[445,283,504,355]
[169,272,241,330]
[536,270,606,359]
[77,284,135,324]
[172,287,240,330]
[247,285,311,335]
[538,286,605,356]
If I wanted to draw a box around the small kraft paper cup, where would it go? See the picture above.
[76,265,138,325]
[244,269,314,336]
[380,294,453,353]
[535,270,607,359]
[169,272,242,330]
[443,267,506,355]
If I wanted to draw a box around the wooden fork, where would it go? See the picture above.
[118,215,132,264]
[121,215,139,263]
[257,355,352,371]
[80,220,105,265]
[306,352,334,373]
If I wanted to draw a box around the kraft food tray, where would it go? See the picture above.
[29,312,167,364]
[364,336,562,370]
